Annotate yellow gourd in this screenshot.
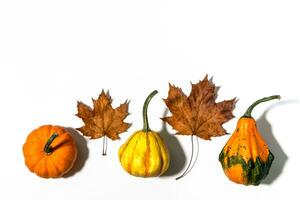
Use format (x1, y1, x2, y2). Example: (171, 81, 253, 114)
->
(118, 90, 169, 177)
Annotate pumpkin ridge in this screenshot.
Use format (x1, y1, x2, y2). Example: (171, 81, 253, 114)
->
(30, 156, 45, 173)
(33, 157, 47, 178)
(127, 133, 140, 174)
(23, 138, 42, 164)
(144, 132, 150, 177)
(249, 121, 268, 162)
(44, 157, 50, 178)
(248, 132, 256, 161)
(247, 152, 274, 185)
(254, 129, 269, 162)
(50, 152, 66, 174)
(244, 120, 254, 162)
(27, 153, 44, 171)
(152, 133, 163, 175)
(48, 155, 60, 177)
(26, 131, 41, 145)
(118, 133, 136, 159)
(36, 126, 48, 143)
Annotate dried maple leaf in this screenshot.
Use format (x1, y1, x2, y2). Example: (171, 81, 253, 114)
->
(162, 75, 236, 139)
(76, 90, 131, 155)
(162, 75, 236, 179)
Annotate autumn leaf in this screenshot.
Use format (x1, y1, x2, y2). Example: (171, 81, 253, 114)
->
(76, 90, 131, 155)
(162, 75, 236, 140)
(162, 75, 236, 180)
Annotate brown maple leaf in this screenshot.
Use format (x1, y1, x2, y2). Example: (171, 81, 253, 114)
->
(76, 90, 131, 141)
(162, 75, 236, 140)
(162, 75, 236, 180)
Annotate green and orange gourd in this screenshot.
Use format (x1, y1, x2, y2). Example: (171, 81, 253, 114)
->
(219, 95, 280, 185)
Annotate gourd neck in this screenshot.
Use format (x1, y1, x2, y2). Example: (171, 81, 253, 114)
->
(143, 90, 158, 132)
(44, 133, 58, 154)
(242, 95, 281, 118)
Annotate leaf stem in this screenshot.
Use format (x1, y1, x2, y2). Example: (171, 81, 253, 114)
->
(182, 136, 199, 178)
(176, 135, 199, 180)
(143, 90, 158, 132)
(243, 95, 281, 118)
(44, 133, 58, 154)
(102, 135, 107, 156)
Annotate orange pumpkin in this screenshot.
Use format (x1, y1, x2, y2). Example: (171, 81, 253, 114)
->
(23, 125, 77, 178)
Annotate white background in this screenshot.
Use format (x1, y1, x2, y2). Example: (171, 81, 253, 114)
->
(1, 0, 300, 199)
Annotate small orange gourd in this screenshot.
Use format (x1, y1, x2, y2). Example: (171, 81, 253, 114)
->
(23, 125, 77, 178)
(219, 95, 280, 185)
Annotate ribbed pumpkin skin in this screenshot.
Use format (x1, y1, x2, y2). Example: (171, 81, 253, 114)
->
(119, 130, 169, 177)
(219, 118, 274, 185)
(23, 125, 77, 178)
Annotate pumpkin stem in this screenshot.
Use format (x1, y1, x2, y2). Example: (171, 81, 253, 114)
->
(102, 135, 107, 156)
(176, 135, 199, 180)
(44, 133, 58, 154)
(243, 95, 281, 118)
(143, 90, 158, 132)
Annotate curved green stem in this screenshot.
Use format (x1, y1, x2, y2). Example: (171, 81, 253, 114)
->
(243, 95, 281, 118)
(143, 90, 158, 132)
(44, 133, 58, 154)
